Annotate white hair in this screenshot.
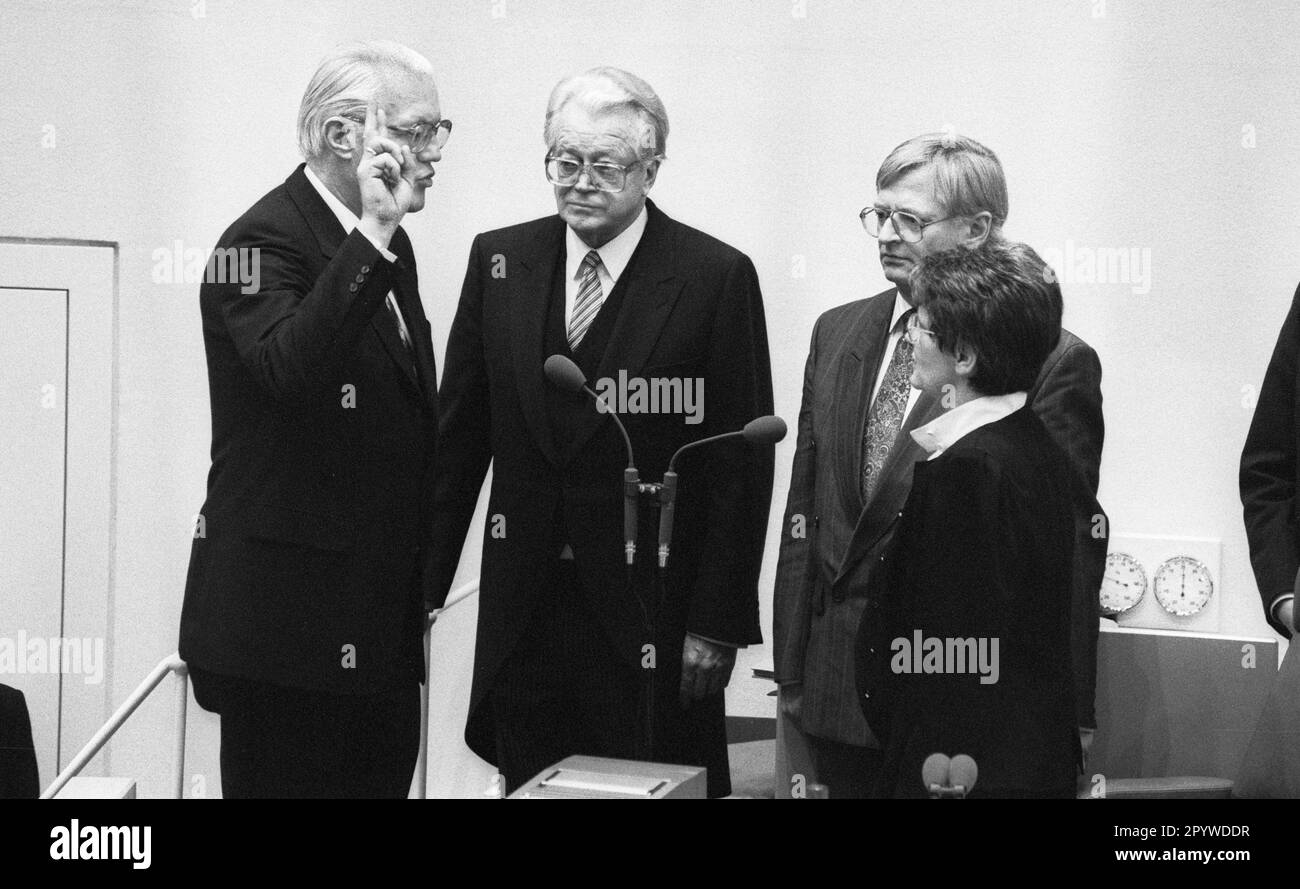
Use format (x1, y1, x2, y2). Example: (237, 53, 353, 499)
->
(296, 41, 435, 161)
(544, 66, 669, 161)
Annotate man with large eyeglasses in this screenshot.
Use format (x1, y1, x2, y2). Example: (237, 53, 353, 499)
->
(179, 41, 447, 798)
(772, 132, 1107, 798)
(426, 67, 775, 798)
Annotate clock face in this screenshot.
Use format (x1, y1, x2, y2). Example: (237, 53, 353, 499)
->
(1153, 555, 1214, 616)
(1100, 552, 1147, 615)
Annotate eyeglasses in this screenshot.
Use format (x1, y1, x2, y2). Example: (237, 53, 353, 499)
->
(342, 114, 452, 152)
(905, 313, 937, 344)
(860, 206, 956, 244)
(545, 155, 648, 193)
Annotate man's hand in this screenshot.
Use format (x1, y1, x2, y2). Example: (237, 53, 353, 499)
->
(356, 100, 417, 246)
(679, 633, 737, 708)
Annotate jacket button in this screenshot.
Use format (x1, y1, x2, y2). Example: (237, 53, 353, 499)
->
(348, 283, 358, 293)
(361, 265, 372, 274)
(355, 273, 366, 283)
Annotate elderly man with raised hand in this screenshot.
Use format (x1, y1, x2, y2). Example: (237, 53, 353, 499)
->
(426, 67, 775, 797)
(179, 41, 448, 798)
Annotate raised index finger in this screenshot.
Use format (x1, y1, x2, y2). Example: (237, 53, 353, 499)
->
(363, 99, 378, 142)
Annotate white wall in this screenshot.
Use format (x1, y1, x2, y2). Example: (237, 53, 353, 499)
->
(2, 0, 1297, 796)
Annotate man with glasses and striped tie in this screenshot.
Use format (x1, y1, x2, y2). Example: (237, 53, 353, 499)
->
(426, 67, 775, 797)
(772, 132, 1108, 798)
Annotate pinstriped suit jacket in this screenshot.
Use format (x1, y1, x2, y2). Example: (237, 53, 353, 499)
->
(772, 288, 1107, 746)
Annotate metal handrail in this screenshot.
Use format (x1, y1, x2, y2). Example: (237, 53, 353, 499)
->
(40, 653, 189, 799)
(41, 580, 480, 799)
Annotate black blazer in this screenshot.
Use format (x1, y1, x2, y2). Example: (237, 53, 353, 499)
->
(426, 200, 775, 766)
(179, 165, 439, 697)
(855, 407, 1081, 798)
(772, 288, 1107, 745)
(0, 684, 39, 799)
(1242, 282, 1300, 637)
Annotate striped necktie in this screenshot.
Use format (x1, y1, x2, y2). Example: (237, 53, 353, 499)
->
(567, 250, 604, 349)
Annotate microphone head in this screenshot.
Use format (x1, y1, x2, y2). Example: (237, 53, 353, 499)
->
(921, 753, 951, 791)
(742, 415, 788, 444)
(948, 754, 978, 793)
(544, 354, 588, 394)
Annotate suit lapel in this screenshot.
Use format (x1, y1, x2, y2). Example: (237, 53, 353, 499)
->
(284, 164, 346, 260)
(564, 200, 684, 462)
(835, 388, 943, 587)
(388, 241, 435, 404)
(511, 217, 566, 466)
(832, 292, 897, 522)
(286, 164, 425, 397)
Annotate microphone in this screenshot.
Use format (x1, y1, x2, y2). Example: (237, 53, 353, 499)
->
(948, 754, 978, 797)
(922, 752, 978, 798)
(544, 355, 640, 565)
(740, 415, 789, 446)
(657, 415, 787, 569)
(542, 353, 587, 394)
(921, 753, 950, 795)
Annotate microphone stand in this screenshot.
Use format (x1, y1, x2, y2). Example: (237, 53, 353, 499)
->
(633, 479, 669, 763)
(541, 355, 789, 767)
(633, 424, 787, 761)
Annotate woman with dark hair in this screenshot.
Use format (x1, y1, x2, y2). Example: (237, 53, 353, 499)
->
(855, 241, 1081, 798)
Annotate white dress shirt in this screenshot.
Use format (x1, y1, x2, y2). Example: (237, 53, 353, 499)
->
(564, 206, 648, 332)
(910, 391, 1028, 460)
(303, 165, 412, 347)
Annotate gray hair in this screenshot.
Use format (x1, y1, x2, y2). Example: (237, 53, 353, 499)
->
(877, 132, 1008, 232)
(543, 66, 669, 161)
(297, 41, 434, 161)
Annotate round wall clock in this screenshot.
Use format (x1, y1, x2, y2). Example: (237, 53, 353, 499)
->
(1153, 555, 1214, 616)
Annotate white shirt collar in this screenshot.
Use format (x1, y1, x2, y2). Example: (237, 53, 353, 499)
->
(910, 391, 1028, 459)
(303, 165, 400, 263)
(304, 164, 363, 234)
(565, 205, 648, 286)
(889, 290, 914, 333)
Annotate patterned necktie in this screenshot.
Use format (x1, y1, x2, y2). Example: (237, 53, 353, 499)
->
(860, 308, 915, 505)
(567, 250, 604, 349)
(385, 293, 412, 354)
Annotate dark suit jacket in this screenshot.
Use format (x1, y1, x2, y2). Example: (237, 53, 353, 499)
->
(1241, 282, 1300, 637)
(854, 407, 1081, 798)
(772, 287, 1106, 746)
(426, 200, 775, 783)
(179, 164, 439, 699)
(0, 684, 39, 799)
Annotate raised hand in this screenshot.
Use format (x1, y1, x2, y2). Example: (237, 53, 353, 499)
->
(356, 100, 416, 242)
